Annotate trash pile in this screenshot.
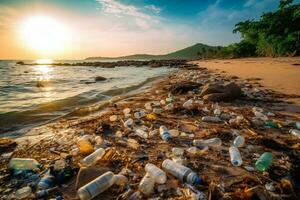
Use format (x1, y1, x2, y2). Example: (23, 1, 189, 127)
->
(0, 67, 300, 199)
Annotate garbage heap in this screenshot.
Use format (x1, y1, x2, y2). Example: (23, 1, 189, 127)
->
(0, 67, 300, 200)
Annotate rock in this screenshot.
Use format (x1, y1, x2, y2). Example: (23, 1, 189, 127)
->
(94, 76, 107, 81)
(0, 138, 17, 153)
(36, 80, 51, 88)
(200, 82, 242, 102)
(169, 82, 200, 94)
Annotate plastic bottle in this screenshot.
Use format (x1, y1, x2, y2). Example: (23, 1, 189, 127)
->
(159, 126, 171, 141)
(187, 146, 208, 155)
(81, 148, 105, 166)
(172, 147, 184, 158)
(153, 108, 163, 114)
(193, 138, 222, 147)
(145, 102, 152, 110)
(38, 171, 55, 190)
(255, 152, 273, 172)
(135, 129, 148, 139)
(124, 118, 134, 128)
(36, 187, 58, 199)
(145, 163, 167, 184)
(229, 146, 243, 166)
(233, 135, 245, 147)
(15, 186, 32, 199)
(114, 174, 128, 186)
(77, 137, 94, 155)
(77, 171, 115, 200)
(134, 111, 146, 119)
(8, 158, 40, 171)
(201, 116, 221, 123)
(290, 129, 300, 138)
(162, 159, 201, 185)
(296, 122, 300, 129)
(138, 173, 155, 196)
(183, 99, 193, 109)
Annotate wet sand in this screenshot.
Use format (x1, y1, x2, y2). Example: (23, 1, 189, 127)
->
(193, 57, 300, 105)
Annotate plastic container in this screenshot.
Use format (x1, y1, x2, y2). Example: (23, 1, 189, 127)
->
(233, 135, 245, 147)
(290, 129, 300, 138)
(229, 146, 243, 166)
(15, 186, 32, 199)
(201, 116, 221, 123)
(138, 173, 155, 196)
(77, 137, 94, 155)
(38, 172, 55, 190)
(162, 159, 201, 185)
(159, 126, 171, 141)
(145, 163, 167, 184)
(77, 171, 115, 200)
(135, 129, 148, 139)
(255, 152, 273, 172)
(124, 118, 134, 128)
(81, 148, 105, 166)
(193, 138, 222, 147)
(134, 111, 146, 119)
(8, 158, 40, 171)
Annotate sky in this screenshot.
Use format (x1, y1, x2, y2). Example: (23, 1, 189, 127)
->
(0, 0, 296, 59)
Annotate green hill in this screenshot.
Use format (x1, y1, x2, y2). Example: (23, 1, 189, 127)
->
(85, 43, 223, 60)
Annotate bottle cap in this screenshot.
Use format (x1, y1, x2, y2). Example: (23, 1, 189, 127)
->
(193, 176, 201, 185)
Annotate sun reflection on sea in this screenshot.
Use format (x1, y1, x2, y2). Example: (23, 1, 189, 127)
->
(33, 59, 54, 92)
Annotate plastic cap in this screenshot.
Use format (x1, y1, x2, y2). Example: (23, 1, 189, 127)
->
(193, 176, 201, 185)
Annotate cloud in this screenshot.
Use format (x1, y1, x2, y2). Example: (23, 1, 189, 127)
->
(95, 0, 159, 29)
(145, 5, 161, 14)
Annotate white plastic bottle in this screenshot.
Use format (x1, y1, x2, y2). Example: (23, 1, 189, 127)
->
(81, 148, 105, 166)
(201, 116, 222, 123)
(135, 129, 148, 139)
(145, 163, 167, 184)
(290, 129, 300, 138)
(138, 173, 155, 196)
(77, 171, 115, 200)
(229, 146, 243, 166)
(233, 135, 245, 147)
(162, 159, 201, 185)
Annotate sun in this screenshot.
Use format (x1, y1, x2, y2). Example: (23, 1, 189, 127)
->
(19, 15, 70, 55)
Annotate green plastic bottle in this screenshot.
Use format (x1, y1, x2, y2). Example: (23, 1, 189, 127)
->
(255, 152, 273, 172)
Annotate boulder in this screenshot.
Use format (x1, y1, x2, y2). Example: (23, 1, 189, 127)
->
(95, 76, 107, 81)
(169, 82, 200, 94)
(200, 82, 242, 102)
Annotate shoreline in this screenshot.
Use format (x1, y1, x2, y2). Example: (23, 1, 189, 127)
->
(1, 60, 300, 199)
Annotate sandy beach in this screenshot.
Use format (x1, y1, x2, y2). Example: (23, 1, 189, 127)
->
(194, 57, 300, 106)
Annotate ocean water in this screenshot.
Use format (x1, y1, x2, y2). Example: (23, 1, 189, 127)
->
(0, 60, 172, 135)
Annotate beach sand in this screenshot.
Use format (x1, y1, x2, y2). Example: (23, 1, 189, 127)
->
(193, 57, 300, 105)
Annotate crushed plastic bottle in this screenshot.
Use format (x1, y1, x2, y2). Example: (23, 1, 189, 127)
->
(77, 171, 115, 200)
(255, 152, 273, 172)
(77, 136, 94, 155)
(183, 99, 193, 109)
(135, 129, 148, 139)
(233, 135, 245, 147)
(15, 186, 32, 199)
(193, 138, 222, 147)
(229, 146, 243, 166)
(8, 158, 41, 171)
(134, 110, 146, 119)
(138, 173, 155, 196)
(162, 159, 201, 185)
(38, 171, 55, 190)
(201, 116, 222, 123)
(145, 163, 167, 184)
(124, 118, 134, 128)
(159, 126, 171, 141)
(82, 148, 105, 166)
(290, 129, 300, 138)
(186, 146, 208, 155)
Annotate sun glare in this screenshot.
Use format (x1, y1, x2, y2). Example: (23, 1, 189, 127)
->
(36, 58, 53, 65)
(19, 15, 70, 55)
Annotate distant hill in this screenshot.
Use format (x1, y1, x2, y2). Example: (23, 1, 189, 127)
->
(85, 43, 223, 60)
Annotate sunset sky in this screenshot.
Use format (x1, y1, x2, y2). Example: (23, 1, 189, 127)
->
(0, 0, 296, 60)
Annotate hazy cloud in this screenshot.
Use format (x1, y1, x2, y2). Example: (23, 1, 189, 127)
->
(145, 5, 162, 14)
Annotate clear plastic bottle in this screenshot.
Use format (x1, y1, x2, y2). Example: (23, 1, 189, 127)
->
(15, 186, 32, 199)
(8, 158, 40, 171)
(124, 118, 134, 128)
(77, 171, 115, 200)
(135, 129, 148, 139)
(193, 138, 222, 147)
(201, 116, 222, 123)
(229, 146, 243, 166)
(172, 147, 184, 158)
(138, 173, 155, 196)
(159, 126, 171, 141)
(77, 137, 94, 155)
(81, 148, 105, 166)
(38, 171, 55, 190)
(187, 146, 208, 155)
(162, 159, 201, 185)
(114, 174, 128, 186)
(255, 152, 273, 172)
(145, 163, 167, 184)
(134, 110, 146, 119)
(296, 122, 300, 129)
(290, 129, 300, 138)
(233, 135, 245, 147)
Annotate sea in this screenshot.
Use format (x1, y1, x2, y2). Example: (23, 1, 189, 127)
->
(0, 60, 172, 136)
